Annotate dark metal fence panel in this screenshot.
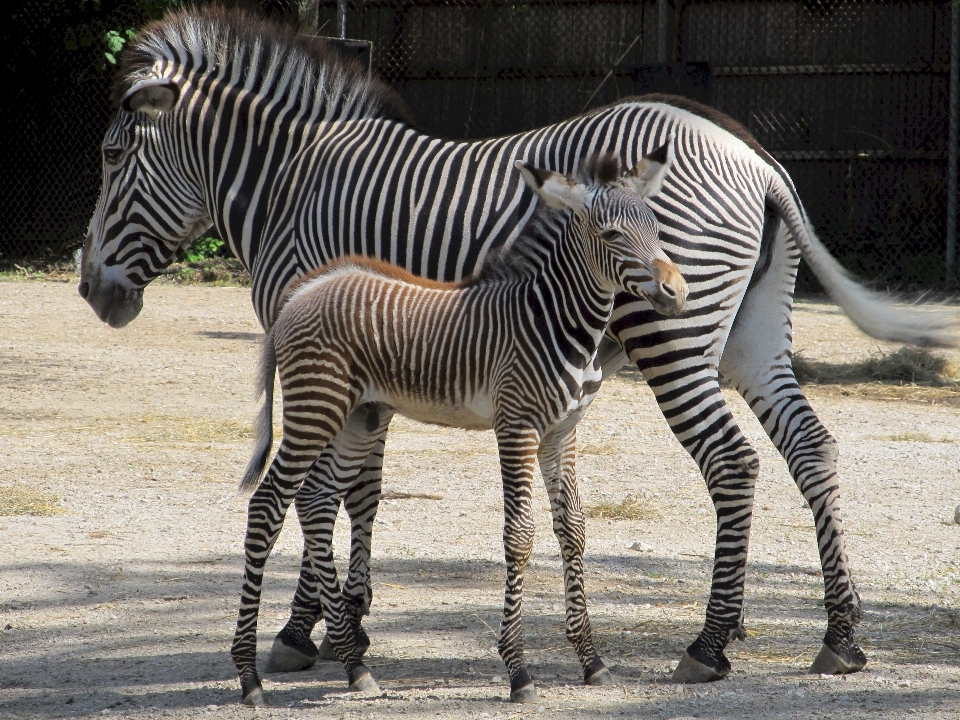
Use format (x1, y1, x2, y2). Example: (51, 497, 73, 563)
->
(316, 0, 660, 138)
(4, 0, 953, 289)
(681, 0, 950, 287)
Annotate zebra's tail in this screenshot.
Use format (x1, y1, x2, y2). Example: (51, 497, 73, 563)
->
(238, 330, 277, 493)
(766, 170, 960, 349)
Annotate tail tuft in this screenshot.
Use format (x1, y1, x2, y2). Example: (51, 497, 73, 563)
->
(767, 175, 960, 349)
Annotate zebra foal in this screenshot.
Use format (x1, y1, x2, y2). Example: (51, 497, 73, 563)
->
(231, 155, 687, 705)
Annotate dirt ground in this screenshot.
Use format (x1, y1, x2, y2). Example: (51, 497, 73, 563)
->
(1, 279, 960, 720)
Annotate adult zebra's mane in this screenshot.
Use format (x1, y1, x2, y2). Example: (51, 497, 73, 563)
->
(110, 6, 412, 123)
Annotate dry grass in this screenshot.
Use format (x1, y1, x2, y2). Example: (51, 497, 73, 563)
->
(0, 482, 64, 516)
(578, 442, 621, 456)
(792, 346, 960, 386)
(584, 494, 660, 520)
(878, 432, 957, 443)
(120, 414, 253, 444)
(159, 258, 251, 287)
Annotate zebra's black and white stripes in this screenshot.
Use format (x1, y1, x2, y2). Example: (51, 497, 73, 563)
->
(231, 159, 686, 704)
(79, 6, 960, 697)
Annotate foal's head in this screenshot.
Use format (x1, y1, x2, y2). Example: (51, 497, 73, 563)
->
(516, 143, 687, 315)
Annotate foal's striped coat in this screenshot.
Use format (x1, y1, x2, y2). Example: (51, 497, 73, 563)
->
(231, 155, 687, 705)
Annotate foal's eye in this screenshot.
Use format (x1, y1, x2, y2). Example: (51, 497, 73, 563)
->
(103, 147, 124, 165)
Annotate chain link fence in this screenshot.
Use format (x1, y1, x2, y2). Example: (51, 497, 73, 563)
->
(3, 0, 953, 289)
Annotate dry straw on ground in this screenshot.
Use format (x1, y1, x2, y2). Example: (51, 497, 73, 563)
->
(0, 482, 63, 516)
(792, 346, 960, 386)
(584, 493, 660, 520)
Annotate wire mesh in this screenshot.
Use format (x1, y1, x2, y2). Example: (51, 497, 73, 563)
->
(3, 0, 953, 289)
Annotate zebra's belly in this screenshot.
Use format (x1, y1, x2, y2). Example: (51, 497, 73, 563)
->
(367, 391, 496, 431)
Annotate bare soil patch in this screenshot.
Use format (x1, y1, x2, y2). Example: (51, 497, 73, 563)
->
(1, 284, 959, 719)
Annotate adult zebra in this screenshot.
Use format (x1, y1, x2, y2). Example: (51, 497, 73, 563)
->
(80, 7, 957, 687)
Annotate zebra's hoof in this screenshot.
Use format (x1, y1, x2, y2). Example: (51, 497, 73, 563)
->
(510, 684, 538, 703)
(509, 668, 537, 703)
(584, 657, 613, 686)
(264, 627, 318, 673)
(809, 642, 867, 675)
(348, 667, 381, 695)
(240, 677, 266, 706)
(672, 652, 728, 684)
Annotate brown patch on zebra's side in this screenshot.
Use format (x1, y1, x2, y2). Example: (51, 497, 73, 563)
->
(279, 256, 462, 312)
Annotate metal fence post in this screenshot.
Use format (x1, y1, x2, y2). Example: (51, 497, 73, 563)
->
(658, 0, 669, 63)
(949, 2, 959, 274)
(337, 0, 348, 39)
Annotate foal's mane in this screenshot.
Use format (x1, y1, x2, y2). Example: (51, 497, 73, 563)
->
(111, 6, 412, 124)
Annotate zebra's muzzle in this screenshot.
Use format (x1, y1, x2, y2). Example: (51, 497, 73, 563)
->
(623, 258, 687, 316)
(80, 276, 144, 328)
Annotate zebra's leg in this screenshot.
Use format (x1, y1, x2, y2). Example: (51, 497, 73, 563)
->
(610, 319, 759, 681)
(294, 406, 394, 694)
(494, 423, 541, 703)
(719, 227, 865, 675)
(537, 425, 611, 686)
(231, 428, 349, 705)
(643, 366, 759, 684)
(264, 546, 323, 671)
(266, 412, 393, 671)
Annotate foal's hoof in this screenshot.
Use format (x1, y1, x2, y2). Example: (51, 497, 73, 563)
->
(240, 677, 266, 706)
(672, 651, 729, 684)
(348, 666, 381, 695)
(264, 627, 319, 673)
(509, 668, 538, 703)
(584, 657, 613, 686)
(809, 642, 867, 675)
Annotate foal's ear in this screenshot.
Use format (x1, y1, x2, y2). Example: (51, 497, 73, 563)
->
(622, 139, 674, 198)
(121, 78, 180, 118)
(515, 160, 589, 213)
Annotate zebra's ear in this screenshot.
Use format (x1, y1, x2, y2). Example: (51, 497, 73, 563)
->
(121, 78, 180, 118)
(622, 139, 674, 198)
(515, 160, 589, 213)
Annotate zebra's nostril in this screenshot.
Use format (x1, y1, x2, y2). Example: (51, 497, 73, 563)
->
(79, 281, 90, 299)
(659, 283, 676, 299)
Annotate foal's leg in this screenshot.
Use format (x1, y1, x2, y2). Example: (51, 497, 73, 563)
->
(231, 349, 356, 706)
(231, 418, 351, 705)
(537, 425, 611, 686)
(720, 225, 865, 674)
(296, 404, 393, 694)
(494, 423, 541, 703)
(266, 413, 393, 671)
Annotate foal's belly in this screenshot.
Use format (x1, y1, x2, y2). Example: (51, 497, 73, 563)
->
(368, 391, 496, 431)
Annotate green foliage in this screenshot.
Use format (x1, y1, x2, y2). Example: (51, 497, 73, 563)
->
(8, 1, 183, 83)
(103, 28, 137, 65)
(183, 234, 226, 263)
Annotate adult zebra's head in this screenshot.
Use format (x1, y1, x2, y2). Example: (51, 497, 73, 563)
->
(515, 142, 687, 316)
(79, 75, 211, 328)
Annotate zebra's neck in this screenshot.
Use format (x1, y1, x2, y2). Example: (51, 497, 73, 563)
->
(496, 217, 615, 370)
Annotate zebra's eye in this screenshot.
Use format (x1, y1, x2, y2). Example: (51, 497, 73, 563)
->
(600, 229, 619, 240)
(103, 147, 124, 165)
